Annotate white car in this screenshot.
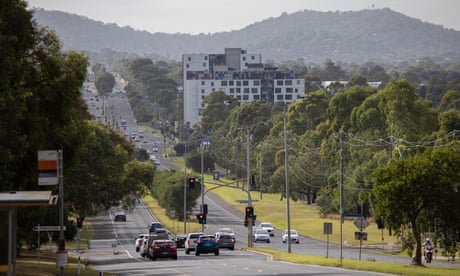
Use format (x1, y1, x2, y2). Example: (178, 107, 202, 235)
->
(253, 228, 270, 243)
(282, 229, 300, 244)
(135, 233, 149, 252)
(259, 222, 275, 236)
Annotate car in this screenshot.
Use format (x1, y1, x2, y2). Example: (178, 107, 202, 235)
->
(135, 233, 149, 252)
(139, 237, 150, 257)
(148, 239, 177, 260)
(151, 228, 169, 240)
(149, 222, 163, 233)
(174, 234, 187, 248)
(114, 212, 126, 222)
(253, 228, 270, 243)
(152, 147, 159, 152)
(195, 234, 219, 256)
(216, 227, 235, 236)
(259, 222, 275, 236)
(184, 232, 204, 254)
(153, 159, 161, 166)
(282, 229, 300, 244)
(216, 233, 235, 250)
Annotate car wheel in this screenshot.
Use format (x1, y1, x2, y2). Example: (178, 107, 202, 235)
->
(195, 250, 200, 256)
(215, 250, 219, 256)
(282, 240, 286, 243)
(267, 239, 270, 243)
(185, 249, 190, 255)
(296, 241, 300, 244)
(151, 256, 156, 261)
(230, 246, 235, 250)
(173, 255, 178, 260)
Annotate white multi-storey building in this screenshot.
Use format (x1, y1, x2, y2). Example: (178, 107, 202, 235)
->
(183, 48, 305, 127)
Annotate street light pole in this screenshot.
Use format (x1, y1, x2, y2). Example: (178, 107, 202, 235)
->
(246, 126, 253, 247)
(284, 106, 291, 253)
(183, 141, 187, 234)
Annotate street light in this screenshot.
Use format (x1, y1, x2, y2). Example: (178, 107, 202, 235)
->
(284, 105, 292, 253)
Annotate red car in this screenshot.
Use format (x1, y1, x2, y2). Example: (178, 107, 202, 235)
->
(148, 239, 177, 260)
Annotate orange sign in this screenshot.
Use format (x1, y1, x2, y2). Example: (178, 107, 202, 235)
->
(38, 150, 58, 185)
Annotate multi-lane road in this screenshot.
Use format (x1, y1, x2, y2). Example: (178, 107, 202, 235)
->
(80, 80, 459, 275)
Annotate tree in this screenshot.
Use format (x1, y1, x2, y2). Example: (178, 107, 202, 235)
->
(372, 146, 460, 265)
(95, 70, 115, 96)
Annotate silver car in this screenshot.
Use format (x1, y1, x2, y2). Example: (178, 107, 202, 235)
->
(253, 229, 270, 243)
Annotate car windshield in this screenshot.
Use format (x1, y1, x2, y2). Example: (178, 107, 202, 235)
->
(256, 230, 268, 234)
(261, 223, 272, 227)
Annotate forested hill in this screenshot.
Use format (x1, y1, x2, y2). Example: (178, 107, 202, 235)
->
(32, 8, 460, 64)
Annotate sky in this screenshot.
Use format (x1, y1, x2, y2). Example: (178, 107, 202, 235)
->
(27, 0, 460, 34)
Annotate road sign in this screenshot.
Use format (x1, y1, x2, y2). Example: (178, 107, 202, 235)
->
(354, 218, 369, 230)
(33, 225, 66, 232)
(323, 222, 333, 235)
(38, 150, 58, 185)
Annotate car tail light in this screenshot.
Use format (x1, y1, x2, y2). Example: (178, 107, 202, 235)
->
(169, 245, 176, 249)
(154, 246, 160, 249)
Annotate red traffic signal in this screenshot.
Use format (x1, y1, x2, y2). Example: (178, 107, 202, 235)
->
(77, 217, 83, 228)
(196, 213, 206, 224)
(188, 178, 195, 189)
(245, 206, 254, 218)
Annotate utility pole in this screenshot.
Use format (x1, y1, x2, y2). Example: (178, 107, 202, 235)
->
(284, 106, 291, 253)
(200, 137, 205, 232)
(183, 140, 187, 234)
(246, 126, 253, 247)
(339, 131, 344, 264)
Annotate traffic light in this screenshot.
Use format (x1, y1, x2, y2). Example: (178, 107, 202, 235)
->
(202, 204, 208, 214)
(196, 213, 206, 224)
(77, 217, 83, 228)
(376, 217, 385, 229)
(245, 206, 254, 218)
(188, 177, 195, 189)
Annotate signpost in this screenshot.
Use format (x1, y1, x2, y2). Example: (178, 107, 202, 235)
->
(323, 222, 333, 258)
(38, 150, 58, 185)
(353, 217, 369, 260)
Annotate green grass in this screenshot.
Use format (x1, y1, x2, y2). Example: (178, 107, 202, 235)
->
(254, 248, 459, 276)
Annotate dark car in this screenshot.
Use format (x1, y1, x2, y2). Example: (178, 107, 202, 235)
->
(148, 239, 177, 260)
(149, 222, 163, 233)
(217, 234, 235, 250)
(114, 212, 126, 222)
(195, 234, 219, 256)
(175, 234, 187, 248)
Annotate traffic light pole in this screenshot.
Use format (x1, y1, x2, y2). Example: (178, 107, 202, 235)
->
(200, 137, 204, 232)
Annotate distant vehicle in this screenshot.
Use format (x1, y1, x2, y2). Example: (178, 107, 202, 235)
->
(148, 239, 177, 260)
(174, 234, 187, 248)
(216, 233, 235, 250)
(259, 222, 275, 236)
(282, 229, 300, 244)
(114, 212, 126, 222)
(216, 227, 235, 236)
(195, 234, 219, 256)
(185, 232, 204, 254)
(152, 147, 159, 152)
(153, 159, 161, 166)
(149, 222, 163, 233)
(253, 228, 270, 243)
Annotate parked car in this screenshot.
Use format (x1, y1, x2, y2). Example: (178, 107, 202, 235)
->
(259, 222, 275, 236)
(185, 232, 204, 254)
(114, 212, 126, 222)
(148, 239, 177, 260)
(175, 234, 187, 248)
(195, 234, 219, 256)
(135, 233, 149, 252)
(282, 229, 300, 244)
(216, 233, 235, 250)
(253, 228, 270, 243)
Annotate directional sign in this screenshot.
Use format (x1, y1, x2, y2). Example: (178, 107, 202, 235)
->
(33, 225, 66, 232)
(353, 218, 369, 230)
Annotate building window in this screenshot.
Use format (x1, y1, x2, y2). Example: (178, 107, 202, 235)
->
(201, 89, 205, 93)
(277, 95, 284, 100)
(229, 81, 234, 86)
(251, 56, 255, 60)
(201, 81, 205, 85)
(285, 80, 292, 85)
(243, 95, 249, 100)
(230, 88, 234, 93)
(203, 63, 206, 67)
(297, 80, 301, 85)
(285, 94, 293, 100)
(253, 80, 260, 86)
(204, 56, 208, 60)
(251, 88, 258, 93)
(277, 80, 284, 86)
(243, 80, 249, 86)
(236, 95, 241, 101)
(254, 95, 260, 100)
(286, 87, 293, 93)
(212, 88, 215, 92)
(211, 82, 214, 86)
(275, 88, 282, 93)
(202, 95, 205, 99)
(221, 81, 227, 86)
(186, 64, 190, 68)
(243, 57, 246, 61)
(188, 57, 191, 61)
(244, 88, 250, 93)
(236, 88, 241, 93)
(236, 81, 241, 86)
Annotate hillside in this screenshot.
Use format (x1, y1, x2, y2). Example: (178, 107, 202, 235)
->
(32, 8, 460, 64)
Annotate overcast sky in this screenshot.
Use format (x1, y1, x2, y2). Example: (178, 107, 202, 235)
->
(27, 0, 460, 34)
